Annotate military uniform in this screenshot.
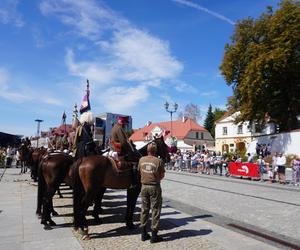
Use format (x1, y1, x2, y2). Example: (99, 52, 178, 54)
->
(111, 123, 134, 158)
(73, 123, 95, 160)
(138, 154, 165, 242)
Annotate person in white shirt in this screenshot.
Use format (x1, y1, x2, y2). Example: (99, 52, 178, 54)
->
(5, 145, 12, 166)
(276, 153, 286, 184)
(272, 152, 278, 182)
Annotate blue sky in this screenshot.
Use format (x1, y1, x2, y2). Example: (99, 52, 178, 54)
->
(0, 0, 280, 137)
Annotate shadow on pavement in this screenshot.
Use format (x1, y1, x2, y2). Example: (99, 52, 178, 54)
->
(162, 229, 213, 241)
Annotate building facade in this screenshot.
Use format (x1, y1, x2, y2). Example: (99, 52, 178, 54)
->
(130, 117, 214, 152)
(215, 112, 275, 153)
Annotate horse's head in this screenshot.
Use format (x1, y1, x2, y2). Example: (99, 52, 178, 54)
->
(153, 136, 170, 163)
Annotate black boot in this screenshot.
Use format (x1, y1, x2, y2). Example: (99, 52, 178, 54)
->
(130, 167, 138, 188)
(141, 227, 150, 241)
(151, 230, 163, 243)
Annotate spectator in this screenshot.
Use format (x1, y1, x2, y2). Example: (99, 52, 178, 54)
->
(291, 155, 300, 186)
(266, 163, 273, 183)
(257, 155, 265, 181)
(214, 152, 223, 176)
(276, 153, 287, 184)
(247, 153, 254, 163)
(272, 152, 278, 182)
(5, 145, 13, 167)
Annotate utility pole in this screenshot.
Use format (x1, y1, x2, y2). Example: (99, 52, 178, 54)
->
(35, 119, 43, 148)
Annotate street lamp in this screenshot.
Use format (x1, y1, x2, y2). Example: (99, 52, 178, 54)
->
(164, 101, 178, 138)
(35, 119, 43, 148)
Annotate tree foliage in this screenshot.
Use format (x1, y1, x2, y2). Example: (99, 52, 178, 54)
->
(211, 108, 226, 138)
(220, 0, 300, 131)
(203, 105, 226, 138)
(204, 104, 214, 136)
(177, 103, 201, 121)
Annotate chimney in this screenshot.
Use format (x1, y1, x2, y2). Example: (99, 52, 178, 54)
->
(182, 116, 187, 122)
(147, 121, 152, 126)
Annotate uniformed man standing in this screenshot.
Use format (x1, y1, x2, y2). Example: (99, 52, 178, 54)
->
(138, 142, 165, 243)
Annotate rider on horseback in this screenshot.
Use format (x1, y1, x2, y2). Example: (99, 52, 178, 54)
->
(111, 116, 139, 187)
(73, 111, 97, 160)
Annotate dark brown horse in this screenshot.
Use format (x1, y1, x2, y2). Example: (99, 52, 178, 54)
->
(19, 144, 30, 174)
(31, 147, 47, 181)
(72, 136, 170, 239)
(37, 152, 74, 229)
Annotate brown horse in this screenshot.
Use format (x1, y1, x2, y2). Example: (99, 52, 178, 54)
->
(72, 136, 170, 238)
(31, 147, 47, 181)
(37, 152, 74, 229)
(19, 144, 30, 174)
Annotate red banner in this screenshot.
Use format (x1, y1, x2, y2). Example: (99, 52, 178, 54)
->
(229, 162, 260, 178)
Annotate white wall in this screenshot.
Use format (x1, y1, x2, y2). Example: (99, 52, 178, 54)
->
(247, 131, 300, 156)
(215, 121, 252, 139)
(186, 131, 213, 140)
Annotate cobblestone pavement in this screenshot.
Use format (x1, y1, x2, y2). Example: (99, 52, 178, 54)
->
(163, 171, 300, 245)
(54, 186, 220, 250)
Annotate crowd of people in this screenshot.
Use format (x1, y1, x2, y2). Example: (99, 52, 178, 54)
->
(166, 149, 300, 186)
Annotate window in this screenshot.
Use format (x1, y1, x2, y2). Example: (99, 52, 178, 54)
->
(222, 127, 228, 135)
(196, 132, 199, 139)
(237, 125, 243, 134)
(201, 132, 204, 139)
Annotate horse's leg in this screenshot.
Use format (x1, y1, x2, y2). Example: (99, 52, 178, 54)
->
(79, 189, 97, 240)
(126, 185, 141, 229)
(92, 187, 106, 223)
(21, 162, 24, 174)
(42, 186, 57, 229)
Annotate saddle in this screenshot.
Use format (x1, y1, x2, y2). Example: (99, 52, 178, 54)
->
(106, 156, 133, 177)
(42, 151, 69, 161)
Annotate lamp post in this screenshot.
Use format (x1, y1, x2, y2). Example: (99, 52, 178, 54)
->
(164, 102, 178, 140)
(35, 119, 43, 148)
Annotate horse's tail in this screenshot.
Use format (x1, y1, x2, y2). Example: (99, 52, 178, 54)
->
(36, 158, 46, 215)
(72, 159, 83, 228)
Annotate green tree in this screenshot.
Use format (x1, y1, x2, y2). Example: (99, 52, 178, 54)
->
(204, 104, 215, 136)
(211, 108, 226, 138)
(220, 0, 300, 131)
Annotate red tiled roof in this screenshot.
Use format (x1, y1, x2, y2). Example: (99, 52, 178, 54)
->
(52, 124, 74, 136)
(130, 118, 207, 141)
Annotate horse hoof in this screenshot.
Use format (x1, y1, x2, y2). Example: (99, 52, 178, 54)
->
(49, 220, 56, 226)
(82, 235, 91, 240)
(52, 211, 59, 216)
(93, 216, 101, 224)
(44, 225, 52, 230)
(126, 223, 136, 230)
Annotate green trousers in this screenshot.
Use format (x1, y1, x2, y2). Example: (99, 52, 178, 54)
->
(140, 184, 162, 231)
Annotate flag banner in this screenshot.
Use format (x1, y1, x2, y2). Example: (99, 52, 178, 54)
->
(80, 93, 91, 114)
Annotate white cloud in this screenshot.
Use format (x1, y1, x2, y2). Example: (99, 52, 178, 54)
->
(101, 85, 149, 112)
(107, 29, 183, 81)
(0, 0, 24, 27)
(172, 0, 235, 25)
(0, 67, 63, 105)
(201, 90, 218, 96)
(42, 0, 185, 112)
(40, 0, 120, 40)
(173, 80, 197, 93)
(65, 49, 115, 85)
